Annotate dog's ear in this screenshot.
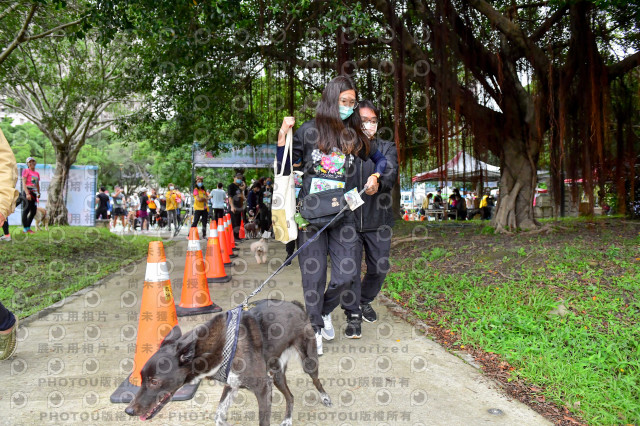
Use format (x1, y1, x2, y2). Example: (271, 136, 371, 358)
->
(176, 336, 197, 366)
(160, 325, 182, 347)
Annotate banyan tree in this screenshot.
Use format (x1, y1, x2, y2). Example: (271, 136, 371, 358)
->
(93, 0, 640, 230)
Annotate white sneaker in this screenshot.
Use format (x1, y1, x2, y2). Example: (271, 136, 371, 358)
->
(321, 314, 335, 341)
(0, 235, 11, 242)
(315, 331, 323, 356)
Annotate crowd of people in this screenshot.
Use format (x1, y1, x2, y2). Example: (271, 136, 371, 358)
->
(402, 188, 497, 222)
(92, 172, 277, 240)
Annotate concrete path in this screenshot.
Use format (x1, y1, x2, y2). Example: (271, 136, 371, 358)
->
(0, 229, 550, 425)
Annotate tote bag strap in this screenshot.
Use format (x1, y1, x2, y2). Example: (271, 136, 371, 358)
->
(274, 128, 293, 177)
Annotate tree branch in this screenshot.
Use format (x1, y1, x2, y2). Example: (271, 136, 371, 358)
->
(22, 16, 86, 42)
(531, 4, 569, 42)
(0, 3, 37, 65)
(467, 0, 550, 72)
(607, 51, 640, 80)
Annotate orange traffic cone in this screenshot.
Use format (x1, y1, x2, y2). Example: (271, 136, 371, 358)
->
(205, 221, 231, 283)
(218, 219, 232, 265)
(222, 217, 237, 259)
(176, 228, 222, 316)
(239, 217, 246, 240)
(111, 241, 199, 403)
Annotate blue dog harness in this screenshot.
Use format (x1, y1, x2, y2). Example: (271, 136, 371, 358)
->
(212, 306, 243, 384)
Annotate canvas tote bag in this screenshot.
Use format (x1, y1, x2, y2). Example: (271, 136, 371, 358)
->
(272, 128, 298, 243)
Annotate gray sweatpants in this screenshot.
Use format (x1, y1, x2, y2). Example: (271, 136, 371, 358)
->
(342, 226, 392, 313)
(297, 218, 359, 331)
(167, 209, 178, 231)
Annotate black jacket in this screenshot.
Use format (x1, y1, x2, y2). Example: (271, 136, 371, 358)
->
(353, 138, 398, 232)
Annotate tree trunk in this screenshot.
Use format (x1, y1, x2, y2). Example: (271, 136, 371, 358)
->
(491, 141, 539, 232)
(46, 150, 75, 226)
(392, 179, 402, 219)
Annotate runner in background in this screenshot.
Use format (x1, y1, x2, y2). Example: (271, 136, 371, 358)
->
(21, 157, 40, 234)
(111, 186, 126, 230)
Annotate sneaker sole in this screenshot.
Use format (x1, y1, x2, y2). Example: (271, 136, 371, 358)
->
(362, 317, 377, 323)
(345, 334, 361, 339)
(321, 331, 335, 341)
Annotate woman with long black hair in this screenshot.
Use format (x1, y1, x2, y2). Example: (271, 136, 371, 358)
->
(277, 75, 386, 355)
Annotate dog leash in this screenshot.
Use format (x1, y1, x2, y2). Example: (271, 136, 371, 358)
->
(211, 306, 243, 383)
(208, 188, 368, 385)
(241, 187, 368, 310)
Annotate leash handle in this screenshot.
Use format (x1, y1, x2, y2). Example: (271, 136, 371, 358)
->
(241, 187, 368, 309)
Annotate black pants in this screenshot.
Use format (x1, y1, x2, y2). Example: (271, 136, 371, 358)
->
(96, 208, 108, 220)
(286, 239, 296, 257)
(258, 207, 271, 233)
(230, 210, 242, 239)
(342, 227, 392, 314)
(191, 209, 208, 238)
(22, 196, 37, 228)
(0, 301, 15, 331)
(298, 218, 359, 331)
(214, 208, 225, 222)
(481, 206, 492, 220)
(2, 221, 8, 236)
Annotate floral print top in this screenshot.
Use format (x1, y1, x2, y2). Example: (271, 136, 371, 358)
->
(312, 148, 352, 180)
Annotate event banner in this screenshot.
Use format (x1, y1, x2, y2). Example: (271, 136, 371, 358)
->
(8, 164, 98, 227)
(193, 144, 278, 168)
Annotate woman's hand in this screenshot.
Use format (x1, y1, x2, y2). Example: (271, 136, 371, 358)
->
(365, 175, 379, 195)
(277, 117, 295, 147)
(26, 193, 32, 201)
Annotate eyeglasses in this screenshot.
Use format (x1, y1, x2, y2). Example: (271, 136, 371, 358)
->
(339, 97, 358, 108)
(361, 118, 378, 125)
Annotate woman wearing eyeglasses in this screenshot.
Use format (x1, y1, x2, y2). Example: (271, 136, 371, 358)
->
(340, 99, 398, 337)
(276, 75, 387, 355)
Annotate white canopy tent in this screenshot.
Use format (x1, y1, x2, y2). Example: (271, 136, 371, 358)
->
(412, 151, 501, 183)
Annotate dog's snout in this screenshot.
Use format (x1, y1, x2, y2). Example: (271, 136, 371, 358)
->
(124, 405, 136, 416)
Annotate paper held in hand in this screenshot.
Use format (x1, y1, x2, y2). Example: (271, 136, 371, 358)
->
(344, 187, 365, 211)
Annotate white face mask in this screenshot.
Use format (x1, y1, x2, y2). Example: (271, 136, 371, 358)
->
(362, 122, 378, 138)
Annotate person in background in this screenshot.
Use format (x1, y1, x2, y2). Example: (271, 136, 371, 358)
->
(340, 99, 398, 337)
(111, 186, 126, 230)
(165, 183, 182, 236)
(465, 191, 475, 210)
(21, 157, 40, 234)
(106, 190, 113, 221)
(480, 191, 494, 220)
(191, 176, 209, 239)
(175, 189, 183, 227)
(0, 128, 20, 358)
(138, 188, 149, 231)
(455, 193, 467, 220)
(420, 194, 429, 216)
(433, 188, 443, 209)
(228, 172, 246, 239)
(448, 193, 457, 219)
(96, 187, 109, 220)
(148, 189, 158, 229)
(210, 182, 227, 222)
(246, 182, 262, 217)
(258, 178, 273, 234)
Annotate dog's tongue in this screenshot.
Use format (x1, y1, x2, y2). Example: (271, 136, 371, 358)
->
(139, 415, 147, 421)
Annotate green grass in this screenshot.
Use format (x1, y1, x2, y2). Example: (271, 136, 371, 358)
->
(0, 226, 167, 318)
(385, 218, 640, 424)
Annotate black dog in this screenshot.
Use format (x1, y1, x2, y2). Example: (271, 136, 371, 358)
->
(124, 299, 331, 425)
